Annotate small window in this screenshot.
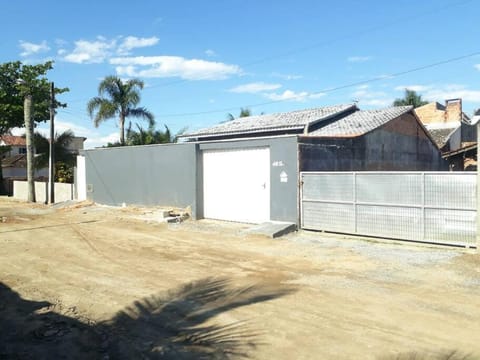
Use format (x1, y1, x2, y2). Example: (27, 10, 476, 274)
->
(18, 147, 27, 154)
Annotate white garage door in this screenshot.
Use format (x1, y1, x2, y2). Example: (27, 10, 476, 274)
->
(203, 147, 270, 223)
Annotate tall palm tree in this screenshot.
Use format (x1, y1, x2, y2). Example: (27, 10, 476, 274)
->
(393, 89, 429, 108)
(87, 76, 154, 145)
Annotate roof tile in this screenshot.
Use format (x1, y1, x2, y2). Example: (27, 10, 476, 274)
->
(182, 104, 356, 139)
(0, 135, 26, 146)
(307, 106, 413, 137)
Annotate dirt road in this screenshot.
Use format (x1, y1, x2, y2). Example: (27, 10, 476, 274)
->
(1, 198, 479, 359)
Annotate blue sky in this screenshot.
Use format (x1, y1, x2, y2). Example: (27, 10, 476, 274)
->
(1, 0, 479, 148)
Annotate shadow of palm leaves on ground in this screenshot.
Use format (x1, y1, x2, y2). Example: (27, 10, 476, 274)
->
(105, 277, 295, 359)
(1, 278, 294, 359)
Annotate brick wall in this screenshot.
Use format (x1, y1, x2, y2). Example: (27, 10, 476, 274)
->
(444, 98, 462, 122)
(414, 103, 445, 125)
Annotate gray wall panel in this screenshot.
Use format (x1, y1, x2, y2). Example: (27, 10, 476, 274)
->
(84, 143, 198, 217)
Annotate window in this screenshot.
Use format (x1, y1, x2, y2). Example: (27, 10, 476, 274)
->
(18, 147, 27, 154)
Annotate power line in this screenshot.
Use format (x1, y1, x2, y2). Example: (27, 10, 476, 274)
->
(62, 0, 473, 104)
(156, 50, 480, 118)
(143, 0, 475, 91)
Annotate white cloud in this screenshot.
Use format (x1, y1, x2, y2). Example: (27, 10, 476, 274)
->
(62, 37, 116, 64)
(205, 49, 216, 57)
(423, 84, 480, 103)
(475, 64, 480, 71)
(84, 132, 119, 149)
(264, 90, 324, 102)
(19, 40, 50, 57)
(117, 36, 159, 55)
(59, 35, 159, 63)
(111, 56, 241, 80)
(229, 82, 282, 94)
(271, 72, 303, 80)
(347, 56, 372, 63)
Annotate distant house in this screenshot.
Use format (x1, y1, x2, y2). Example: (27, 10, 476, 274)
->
(1, 134, 86, 194)
(414, 98, 477, 170)
(0, 135, 27, 156)
(0, 135, 46, 179)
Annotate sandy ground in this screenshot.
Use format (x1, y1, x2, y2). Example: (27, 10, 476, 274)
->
(1, 197, 479, 360)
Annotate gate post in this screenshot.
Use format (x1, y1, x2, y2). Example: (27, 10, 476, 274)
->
(477, 122, 480, 251)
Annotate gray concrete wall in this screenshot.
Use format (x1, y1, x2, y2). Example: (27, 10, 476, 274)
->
(13, 181, 74, 203)
(83, 143, 198, 218)
(198, 136, 299, 223)
(300, 114, 448, 171)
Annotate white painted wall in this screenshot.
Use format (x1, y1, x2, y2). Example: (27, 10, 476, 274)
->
(76, 155, 87, 201)
(14, 181, 74, 203)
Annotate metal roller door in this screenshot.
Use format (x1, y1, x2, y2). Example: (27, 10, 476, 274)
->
(203, 147, 270, 223)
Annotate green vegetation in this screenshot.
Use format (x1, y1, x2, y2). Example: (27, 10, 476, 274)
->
(87, 76, 154, 146)
(393, 89, 428, 108)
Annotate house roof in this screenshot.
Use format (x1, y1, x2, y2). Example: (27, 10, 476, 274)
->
(1, 154, 26, 168)
(307, 106, 413, 137)
(442, 143, 477, 159)
(181, 104, 357, 139)
(0, 135, 26, 146)
(427, 127, 458, 149)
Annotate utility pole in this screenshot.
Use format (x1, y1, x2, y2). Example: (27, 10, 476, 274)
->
(24, 93, 36, 203)
(49, 82, 55, 204)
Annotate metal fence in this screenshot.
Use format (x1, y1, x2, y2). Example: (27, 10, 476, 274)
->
(300, 172, 477, 247)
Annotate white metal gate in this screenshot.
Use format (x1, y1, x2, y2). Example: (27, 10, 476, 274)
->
(203, 148, 270, 223)
(301, 172, 476, 247)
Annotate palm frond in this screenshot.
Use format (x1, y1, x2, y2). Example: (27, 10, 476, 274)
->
(127, 107, 155, 126)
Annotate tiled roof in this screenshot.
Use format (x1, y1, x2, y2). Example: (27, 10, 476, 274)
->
(427, 127, 458, 149)
(181, 104, 357, 139)
(1, 154, 26, 167)
(307, 106, 413, 137)
(0, 135, 26, 146)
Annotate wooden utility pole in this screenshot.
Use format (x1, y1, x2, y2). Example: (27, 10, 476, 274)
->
(24, 94, 36, 203)
(49, 82, 55, 204)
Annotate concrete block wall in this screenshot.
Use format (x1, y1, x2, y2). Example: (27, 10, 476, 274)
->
(13, 181, 75, 203)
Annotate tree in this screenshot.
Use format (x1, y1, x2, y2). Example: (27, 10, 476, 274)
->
(32, 130, 76, 182)
(393, 89, 428, 108)
(125, 123, 186, 146)
(225, 107, 252, 122)
(87, 76, 154, 146)
(0, 61, 68, 199)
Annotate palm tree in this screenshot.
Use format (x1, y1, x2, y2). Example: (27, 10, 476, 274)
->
(87, 76, 154, 146)
(32, 130, 78, 182)
(393, 89, 429, 108)
(33, 130, 76, 169)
